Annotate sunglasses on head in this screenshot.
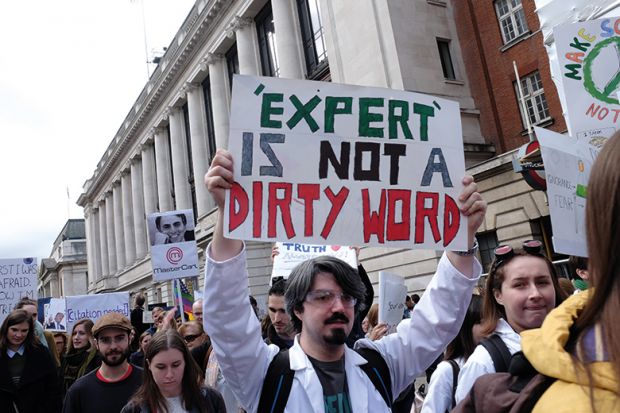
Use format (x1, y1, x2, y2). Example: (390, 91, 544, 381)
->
(183, 334, 201, 343)
(490, 239, 544, 274)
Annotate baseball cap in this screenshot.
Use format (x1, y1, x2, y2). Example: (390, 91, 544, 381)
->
(92, 312, 133, 337)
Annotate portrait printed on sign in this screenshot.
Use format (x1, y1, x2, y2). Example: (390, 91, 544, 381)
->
(43, 297, 67, 332)
(148, 210, 199, 282)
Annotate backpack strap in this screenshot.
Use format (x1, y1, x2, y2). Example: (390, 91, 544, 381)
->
(356, 347, 393, 409)
(480, 334, 512, 373)
(257, 347, 393, 413)
(446, 359, 460, 411)
(257, 350, 295, 413)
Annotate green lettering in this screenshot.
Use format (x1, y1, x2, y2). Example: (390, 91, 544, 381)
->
(564, 63, 582, 80)
(261, 93, 284, 128)
(324, 96, 353, 133)
(413, 103, 434, 141)
(359, 97, 384, 138)
(569, 37, 590, 52)
(287, 94, 321, 132)
(388, 100, 413, 139)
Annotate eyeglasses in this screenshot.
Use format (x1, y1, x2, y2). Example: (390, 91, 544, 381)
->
(97, 334, 128, 345)
(183, 334, 201, 343)
(305, 290, 357, 308)
(490, 240, 544, 274)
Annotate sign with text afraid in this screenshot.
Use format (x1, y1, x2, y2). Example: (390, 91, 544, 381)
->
(225, 75, 467, 249)
(0, 258, 38, 324)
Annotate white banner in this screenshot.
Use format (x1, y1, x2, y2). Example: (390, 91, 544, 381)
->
(535, 127, 608, 256)
(378, 271, 407, 334)
(553, 17, 620, 139)
(271, 242, 358, 279)
(148, 209, 199, 281)
(225, 75, 467, 250)
(65, 291, 130, 333)
(0, 258, 38, 324)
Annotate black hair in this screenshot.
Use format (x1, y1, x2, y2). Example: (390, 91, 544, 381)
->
(269, 279, 287, 297)
(155, 213, 187, 231)
(568, 255, 589, 281)
(285, 255, 366, 332)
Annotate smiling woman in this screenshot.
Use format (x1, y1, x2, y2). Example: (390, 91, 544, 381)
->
(121, 329, 225, 413)
(0, 309, 62, 412)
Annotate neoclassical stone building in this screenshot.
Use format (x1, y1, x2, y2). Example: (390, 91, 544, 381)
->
(78, 0, 559, 308)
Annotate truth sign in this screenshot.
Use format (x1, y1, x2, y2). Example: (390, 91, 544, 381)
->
(224, 75, 467, 250)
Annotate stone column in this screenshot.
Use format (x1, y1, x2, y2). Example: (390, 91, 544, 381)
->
(154, 126, 174, 212)
(121, 170, 136, 264)
(185, 83, 214, 216)
(91, 208, 102, 280)
(131, 156, 148, 258)
(142, 140, 158, 215)
(112, 182, 125, 270)
(168, 107, 193, 211)
(84, 205, 96, 287)
(272, 0, 305, 79)
(104, 192, 117, 274)
(207, 53, 231, 150)
(233, 17, 261, 75)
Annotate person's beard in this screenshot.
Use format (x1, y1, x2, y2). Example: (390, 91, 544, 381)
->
(323, 312, 350, 345)
(100, 346, 131, 367)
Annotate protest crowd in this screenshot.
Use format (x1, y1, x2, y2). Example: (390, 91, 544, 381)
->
(1, 129, 618, 413)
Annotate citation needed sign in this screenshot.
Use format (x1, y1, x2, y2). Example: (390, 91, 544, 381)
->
(225, 75, 467, 250)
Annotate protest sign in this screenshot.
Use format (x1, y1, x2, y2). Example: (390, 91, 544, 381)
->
(0, 258, 37, 324)
(65, 291, 129, 332)
(553, 18, 620, 139)
(378, 271, 407, 334)
(42, 297, 67, 332)
(148, 209, 199, 281)
(271, 242, 358, 279)
(535, 127, 608, 256)
(225, 75, 468, 250)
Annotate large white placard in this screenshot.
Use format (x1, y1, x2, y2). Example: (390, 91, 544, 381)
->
(378, 271, 407, 334)
(271, 242, 358, 279)
(65, 291, 130, 333)
(553, 17, 620, 139)
(535, 127, 608, 256)
(148, 209, 199, 281)
(225, 75, 467, 250)
(0, 258, 38, 324)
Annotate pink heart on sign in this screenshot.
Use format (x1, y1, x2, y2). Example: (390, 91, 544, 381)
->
(331, 246, 341, 251)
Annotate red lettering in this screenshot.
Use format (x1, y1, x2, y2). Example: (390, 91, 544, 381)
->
(321, 186, 349, 239)
(415, 192, 440, 244)
(228, 183, 249, 232)
(252, 181, 263, 238)
(564, 52, 584, 63)
(297, 184, 320, 236)
(585, 103, 599, 117)
(386, 189, 411, 241)
(615, 18, 620, 34)
(362, 189, 386, 243)
(268, 183, 295, 239)
(443, 194, 460, 246)
(613, 109, 620, 123)
(598, 107, 609, 120)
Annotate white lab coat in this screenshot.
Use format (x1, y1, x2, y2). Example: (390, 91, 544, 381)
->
(454, 318, 521, 403)
(420, 356, 465, 413)
(203, 244, 481, 413)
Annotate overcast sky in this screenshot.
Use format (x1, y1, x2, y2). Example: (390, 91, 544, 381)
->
(0, 0, 195, 260)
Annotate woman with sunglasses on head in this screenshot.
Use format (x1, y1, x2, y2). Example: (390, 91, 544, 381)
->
(121, 329, 225, 413)
(454, 240, 567, 403)
(518, 134, 620, 412)
(0, 309, 62, 413)
(59, 318, 101, 395)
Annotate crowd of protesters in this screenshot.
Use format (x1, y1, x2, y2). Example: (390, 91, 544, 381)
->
(2, 133, 620, 413)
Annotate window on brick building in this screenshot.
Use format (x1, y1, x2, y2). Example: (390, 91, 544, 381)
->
(514, 71, 551, 128)
(495, 0, 528, 44)
(477, 230, 499, 273)
(297, 0, 329, 80)
(437, 38, 456, 80)
(256, 2, 280, 77)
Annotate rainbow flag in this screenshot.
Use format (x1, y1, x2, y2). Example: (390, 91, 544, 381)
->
(174, 279, 194, 320)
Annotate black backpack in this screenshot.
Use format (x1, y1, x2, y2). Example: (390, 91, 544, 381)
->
(480, 334, 512, 373)
(257, 347, 392, 413)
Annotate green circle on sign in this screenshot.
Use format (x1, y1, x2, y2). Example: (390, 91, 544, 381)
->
(583, 37, 620, 105)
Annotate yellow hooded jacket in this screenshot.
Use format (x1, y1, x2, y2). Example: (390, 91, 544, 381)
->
(521, 292, 620, 413)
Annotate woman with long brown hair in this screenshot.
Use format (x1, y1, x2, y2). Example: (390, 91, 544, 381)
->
(59, 318, 101, 395)
(521, 133, 620, 412)
(0, 309, 61, 412)
(122, 329, 225, 413)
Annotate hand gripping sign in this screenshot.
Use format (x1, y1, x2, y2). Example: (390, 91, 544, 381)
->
(225, 75, 468, 250)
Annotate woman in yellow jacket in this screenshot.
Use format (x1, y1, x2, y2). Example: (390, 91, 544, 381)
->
(521, 132, 620, 413)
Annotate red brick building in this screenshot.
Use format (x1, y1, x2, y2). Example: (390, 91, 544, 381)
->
(453, 0, 567, 153)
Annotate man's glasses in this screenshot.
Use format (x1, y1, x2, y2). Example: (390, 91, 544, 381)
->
(305, 290, 357, 308)
(491, 239, 544, 274)
(183, 334, 201, 343)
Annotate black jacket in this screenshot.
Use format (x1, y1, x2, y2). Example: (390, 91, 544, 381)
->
(0, 344, 62, 413)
